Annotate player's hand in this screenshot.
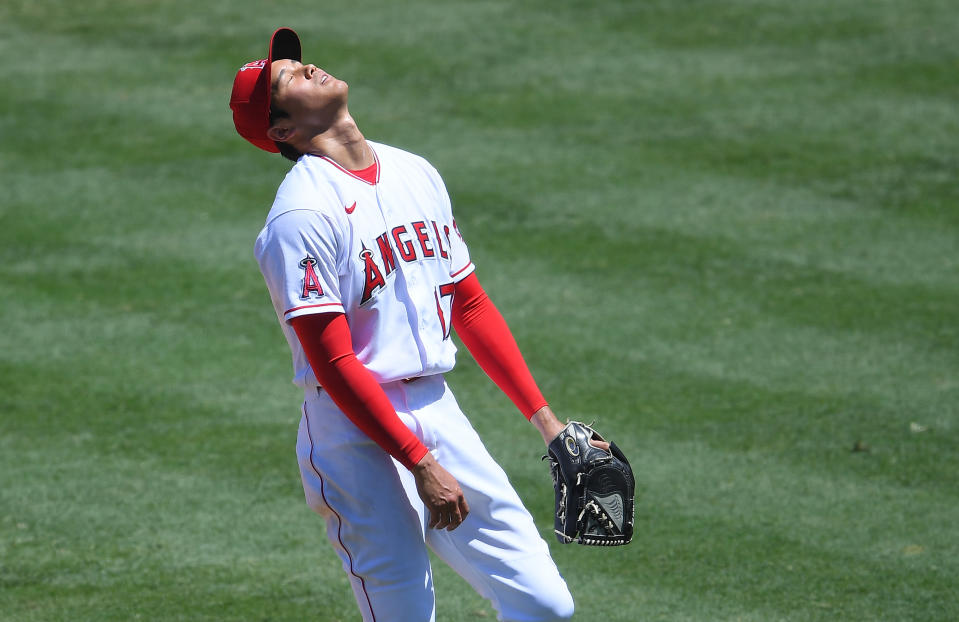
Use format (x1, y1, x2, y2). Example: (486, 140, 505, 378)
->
(412, 452, 470, 531)
(531, 405, 610, 451)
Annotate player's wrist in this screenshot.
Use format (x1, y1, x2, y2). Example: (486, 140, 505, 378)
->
(530, 406, 566, 445)
(412, 450, 437, 473)
(399, 442, 429, 472)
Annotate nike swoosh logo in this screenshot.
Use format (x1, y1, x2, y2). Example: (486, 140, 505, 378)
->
(345, 201, 357, 214)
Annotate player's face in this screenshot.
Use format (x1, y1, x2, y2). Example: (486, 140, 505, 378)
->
(270, 59, 348, 127)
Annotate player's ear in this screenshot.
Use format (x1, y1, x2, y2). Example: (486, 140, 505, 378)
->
(267, 121, 297, 143)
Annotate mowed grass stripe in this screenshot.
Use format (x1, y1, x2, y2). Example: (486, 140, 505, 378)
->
(476, 223, 957, 361)
(637, 442, 957, 619)
(1, 459, 354, 622)
(520, 172, 958, 289)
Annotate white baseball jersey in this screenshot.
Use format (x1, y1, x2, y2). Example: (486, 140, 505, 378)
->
(254, 141, 475, 388)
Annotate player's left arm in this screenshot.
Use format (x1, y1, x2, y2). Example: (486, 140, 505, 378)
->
(451, 273, 606, 448)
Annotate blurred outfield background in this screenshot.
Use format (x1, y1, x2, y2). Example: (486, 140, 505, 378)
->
(1, 1, 957, 620)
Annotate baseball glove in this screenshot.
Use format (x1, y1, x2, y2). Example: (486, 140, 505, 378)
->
(544, 421, 635, 546)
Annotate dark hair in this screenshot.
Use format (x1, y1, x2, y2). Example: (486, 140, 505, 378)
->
(269, 106, 303, 163)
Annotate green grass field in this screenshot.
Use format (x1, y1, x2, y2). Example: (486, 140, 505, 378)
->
(2, 1, 957, 620)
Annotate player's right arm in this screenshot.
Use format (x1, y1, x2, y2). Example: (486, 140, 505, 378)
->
(290, 312, 469, 531)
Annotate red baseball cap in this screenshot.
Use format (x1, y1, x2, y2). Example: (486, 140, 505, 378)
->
(230, 28, 302, 153)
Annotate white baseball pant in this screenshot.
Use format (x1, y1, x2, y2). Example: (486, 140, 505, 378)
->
(297, 374, 574, 622)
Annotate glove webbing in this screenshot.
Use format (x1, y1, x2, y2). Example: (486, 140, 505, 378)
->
(578, 500, 620, 546)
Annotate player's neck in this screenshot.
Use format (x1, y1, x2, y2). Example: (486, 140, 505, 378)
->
(305, 111, 372, 171)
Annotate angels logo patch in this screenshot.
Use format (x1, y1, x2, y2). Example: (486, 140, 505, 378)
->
(299, 256, 325, 299)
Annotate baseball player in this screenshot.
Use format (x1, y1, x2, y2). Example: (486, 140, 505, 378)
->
(229, 28, 608, 622)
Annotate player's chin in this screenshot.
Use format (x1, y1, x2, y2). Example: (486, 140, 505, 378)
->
(322, 77, 347, 92)
(323, 80, 349, 104)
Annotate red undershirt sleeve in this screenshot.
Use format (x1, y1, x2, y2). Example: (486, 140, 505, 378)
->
(290, 313, 429, 470)
(451, 272, 548, 419)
